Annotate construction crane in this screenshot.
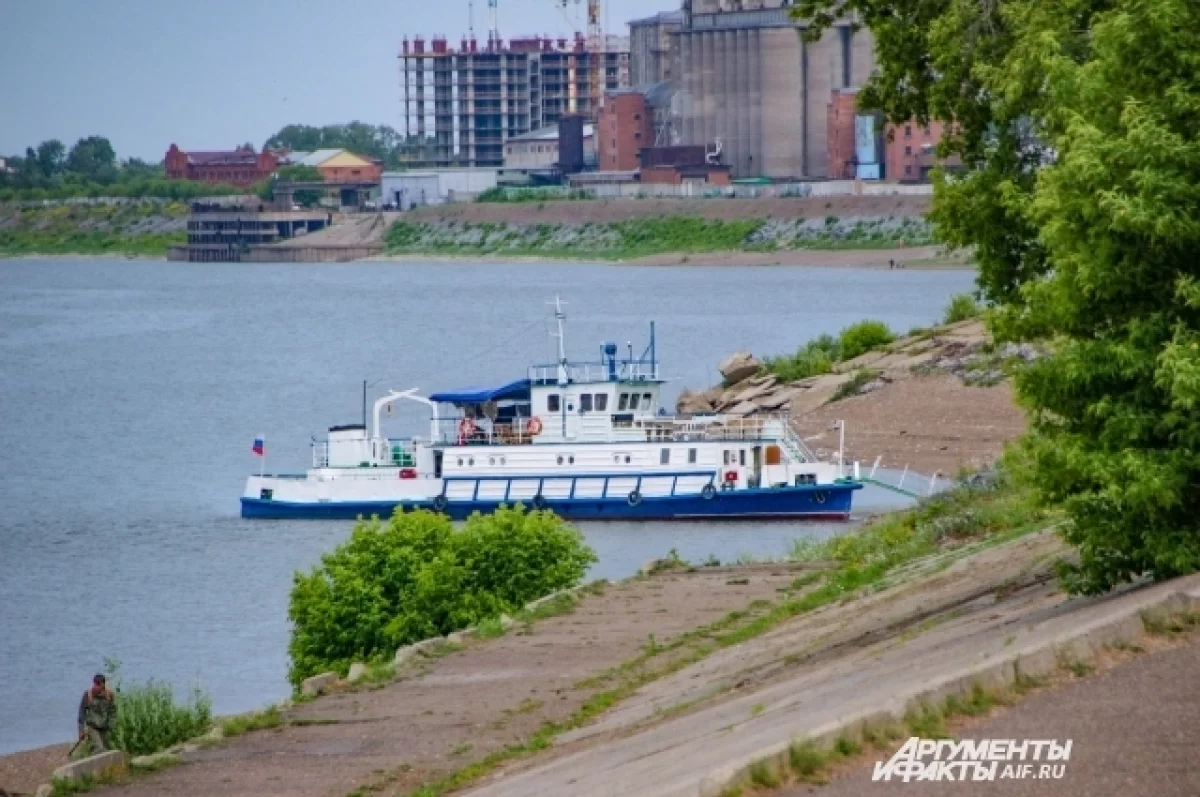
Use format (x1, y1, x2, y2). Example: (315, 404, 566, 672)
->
(554, 0, 602, 41)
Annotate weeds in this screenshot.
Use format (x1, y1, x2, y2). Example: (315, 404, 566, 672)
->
(943, 292, 982, 324)
(748, 760, 780, 788)
(831, 369, 880, 402)
(103, 661, 212, 756)
(220, 705, 283, 738)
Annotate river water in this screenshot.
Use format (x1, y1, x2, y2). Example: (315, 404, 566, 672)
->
(0, 257, 974, 753)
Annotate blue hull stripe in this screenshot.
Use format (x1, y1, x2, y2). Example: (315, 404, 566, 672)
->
(241, 482, 862, 520)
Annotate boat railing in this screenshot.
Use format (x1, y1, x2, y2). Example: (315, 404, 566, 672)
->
(442, 470, 718, 501)
(527, 359, 659, 385)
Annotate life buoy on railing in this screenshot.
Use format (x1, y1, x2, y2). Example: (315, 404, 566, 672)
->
(432, 494, 449, 512)
(701, 483, 717, 500)
(526, 417, 544, 437)
(532, 493, 547, 510)
(457, 418, 477, 445)
(627, 490, 643, 507)
(813, 491, 827, 505)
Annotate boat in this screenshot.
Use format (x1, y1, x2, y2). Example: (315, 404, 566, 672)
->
(240, 300, 862, 520)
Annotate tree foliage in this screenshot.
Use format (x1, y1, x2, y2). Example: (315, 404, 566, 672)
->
(795, 0, 1200, 592)
(287, 506, 596, 685)
(264, 122, 429, 169)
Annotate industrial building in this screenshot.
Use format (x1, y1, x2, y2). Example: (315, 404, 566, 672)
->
(629, 10, 684, 86)
(503, 123, 595, 170)
(399, 32, 629, 169)
(672, 0, 876, 179)
(380, 169, 499, 209)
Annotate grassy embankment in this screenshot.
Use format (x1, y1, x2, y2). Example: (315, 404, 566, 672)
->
(0, 203, 188, 257)
(380, 474, 1052, 797)
(384, 214, 933, 260)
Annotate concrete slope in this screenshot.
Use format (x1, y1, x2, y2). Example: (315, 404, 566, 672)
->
(467, 566, 1200, 797)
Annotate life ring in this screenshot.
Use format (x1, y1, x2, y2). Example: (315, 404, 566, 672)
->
(532, 493, 547, 510)
(701, 483, 716, 500)
(432, 494, 449, 512)
(627, 490, 643, 507)
(526, 417, 544, 436)
(457, 418, 477, 444)
(813, 491, 827, 505)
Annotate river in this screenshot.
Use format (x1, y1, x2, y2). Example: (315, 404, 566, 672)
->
(0, 256, 974, 753)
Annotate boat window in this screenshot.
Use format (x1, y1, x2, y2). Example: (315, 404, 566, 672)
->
(489, 457, 495, 466)
(660, 448, 670, 464)
(618, 393, 629, 410)
(739, 450, 746, 466)
(457, 458, 464, 466)
(624, 454, 631, 464)
(723, 450, 731, 466)
(557, 455, 564, 465)
(630, 393, 640, 410)
(568, 455, 575, 464)
(548, 394, 561, 412)
(580, 394, 593, 412)
(688, 448, 698, 464)
(595, 393, 609, 411)
(468, 457, 474, 466)
(613, 454, 620, 463)
(499, 456, 506, 465)
(642, 392, 653, 408)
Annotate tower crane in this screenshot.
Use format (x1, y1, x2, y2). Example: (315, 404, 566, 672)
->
(554, 0, 604, 116)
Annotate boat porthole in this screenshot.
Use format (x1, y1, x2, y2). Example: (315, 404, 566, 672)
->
(432, 495, 448, 512)
(457, 458, 463, 466)
(468, 457, 474, 466)
(814, 491, 827, 504)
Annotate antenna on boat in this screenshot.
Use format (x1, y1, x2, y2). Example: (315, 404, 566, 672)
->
(549, 296, 568, 386)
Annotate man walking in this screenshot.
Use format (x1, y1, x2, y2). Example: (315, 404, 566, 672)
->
(77, 673, 117, 752)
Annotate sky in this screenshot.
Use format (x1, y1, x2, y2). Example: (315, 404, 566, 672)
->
(1, 0, 679, 161)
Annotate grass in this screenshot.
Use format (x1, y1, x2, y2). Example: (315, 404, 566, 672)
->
(220, 705, 284, 738)
(390, 476, 1050, 797)
(943, 292, 982, 324)
(831, 369, 880, 402)
(102, 662, 212, 756)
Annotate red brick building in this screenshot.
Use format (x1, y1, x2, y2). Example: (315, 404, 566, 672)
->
(596, 90, 654, 172)
(826, 89, 861, 180)
(639, 146, 731, 185)
(884, 120, 954, 183)
(164, 145, 282, 187)
(825, 90, 957, 182)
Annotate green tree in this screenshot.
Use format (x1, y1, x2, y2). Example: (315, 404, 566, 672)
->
(794, 0, 1200, 593)
(35, 139, 66, 178)
(66, 136, 117, 182)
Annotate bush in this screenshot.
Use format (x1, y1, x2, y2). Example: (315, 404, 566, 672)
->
(103, 662, 212, 756)
(763, 334, 840, 382)
(838, 320, 894, 361)
(943, 293, 981, 324)
(287, 506, 596, 686)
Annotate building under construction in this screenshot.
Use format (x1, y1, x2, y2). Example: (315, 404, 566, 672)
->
(400, 32, 630, 169)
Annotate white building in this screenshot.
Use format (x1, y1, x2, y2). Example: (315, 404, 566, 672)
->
(503, 125, 595, 171)
(379, 168, 499, 209)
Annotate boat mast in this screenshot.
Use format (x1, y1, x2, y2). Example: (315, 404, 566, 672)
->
(551, 296, 568, 386)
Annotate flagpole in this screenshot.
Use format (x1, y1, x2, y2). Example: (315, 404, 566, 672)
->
(259, 434, 266, 479)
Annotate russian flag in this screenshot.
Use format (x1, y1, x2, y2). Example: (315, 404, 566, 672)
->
(252, 436, 265, 456)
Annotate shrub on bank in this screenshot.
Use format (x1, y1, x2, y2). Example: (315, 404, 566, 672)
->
(762, 334, 840, 382)
(287, 506, 596, 686)
(943, 293, 981, 324)
(838, 320, 895, 361)
(101, 662, 212, 756)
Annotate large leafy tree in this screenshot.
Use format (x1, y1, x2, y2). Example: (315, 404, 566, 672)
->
(66, 136, 117, 182)
(795, 0, 1200, 592)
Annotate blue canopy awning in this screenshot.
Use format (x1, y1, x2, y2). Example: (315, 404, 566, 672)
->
(429, 379, 532, 404)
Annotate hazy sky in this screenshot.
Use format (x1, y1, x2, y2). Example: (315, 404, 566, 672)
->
(1, 0, 679, 161)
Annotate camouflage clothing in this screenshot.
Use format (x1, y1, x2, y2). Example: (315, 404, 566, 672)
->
(78, 687, 117, 751)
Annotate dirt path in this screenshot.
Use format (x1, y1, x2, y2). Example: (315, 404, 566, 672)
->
(81, 565, 808, 797)
(0, 743, 71, 795)
(795, 373, 1026, 477)
(784, 632, 1200, 797)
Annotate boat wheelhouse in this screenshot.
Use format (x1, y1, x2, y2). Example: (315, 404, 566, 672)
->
(241, 302, 861, 520)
